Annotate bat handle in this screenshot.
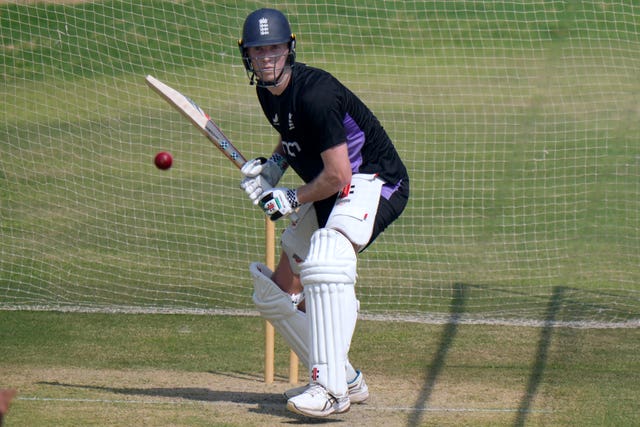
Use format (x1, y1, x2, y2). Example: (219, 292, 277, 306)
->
(287, 201, 314, 225)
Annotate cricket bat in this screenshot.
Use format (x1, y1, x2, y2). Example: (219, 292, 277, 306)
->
(145, 74, 247, 169)
(145, 74, 301, 222)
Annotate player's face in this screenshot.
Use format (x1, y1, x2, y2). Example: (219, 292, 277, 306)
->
(248, 43, 290, 84)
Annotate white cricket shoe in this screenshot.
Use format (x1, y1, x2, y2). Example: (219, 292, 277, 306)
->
(286, 383, 350, 418)
(347, 370, 369, 403)
(284, 370, 370, 404)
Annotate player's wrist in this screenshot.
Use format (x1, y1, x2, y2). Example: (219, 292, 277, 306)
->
(285, 188, 300, 209)
(269, 152, 289, 174)
(259, 153, 287, 186)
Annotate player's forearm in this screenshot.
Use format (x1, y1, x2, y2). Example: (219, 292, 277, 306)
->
(297, 142, 352, 204)
(272, 139, 286, 158)
(296, 167, 351, 204)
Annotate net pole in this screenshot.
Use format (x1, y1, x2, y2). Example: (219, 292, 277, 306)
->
(264, 217, 275, 384)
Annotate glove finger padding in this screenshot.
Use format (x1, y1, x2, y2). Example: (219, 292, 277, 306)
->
(240, 155, 289, 207)
(241, 175, 271, 205)
(241, 154, 287, 185)
(240, 157, 268, 178)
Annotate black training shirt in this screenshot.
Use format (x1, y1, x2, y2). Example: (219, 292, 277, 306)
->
(256, 63, 408, 190)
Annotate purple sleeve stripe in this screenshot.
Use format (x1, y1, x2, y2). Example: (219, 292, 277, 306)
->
(343, 113, 365, 173)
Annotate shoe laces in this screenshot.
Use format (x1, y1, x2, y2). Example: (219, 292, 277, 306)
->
(305, 383, 328, 397)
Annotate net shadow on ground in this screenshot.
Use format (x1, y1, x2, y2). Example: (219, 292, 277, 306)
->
(404, 284, 565, 427)
(513, 285, 564, 427)
(366, 283, 640, 327)
(406, 282, 467, 427)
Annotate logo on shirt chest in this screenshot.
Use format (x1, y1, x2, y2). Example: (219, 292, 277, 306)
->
(288, 113, 295, 130)
(272, 112, 295, 131)
(282, 140, 301, 157)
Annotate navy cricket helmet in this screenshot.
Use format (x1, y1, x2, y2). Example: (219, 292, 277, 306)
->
(238, 8, 296, 85)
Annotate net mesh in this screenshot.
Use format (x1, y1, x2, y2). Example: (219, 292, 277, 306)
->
(1, 1, 639, 325)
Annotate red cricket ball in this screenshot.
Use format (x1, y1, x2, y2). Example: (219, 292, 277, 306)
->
(154, 151, 173, 170)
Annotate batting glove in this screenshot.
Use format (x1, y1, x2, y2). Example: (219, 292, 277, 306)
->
(259, 188, 300, 221)
(240, 154, 288, 205)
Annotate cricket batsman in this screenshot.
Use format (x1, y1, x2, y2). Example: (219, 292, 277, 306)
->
(238, 8, 409, 417)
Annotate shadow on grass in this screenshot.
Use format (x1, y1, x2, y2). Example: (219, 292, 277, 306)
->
(407, 282, 467, 427)
(513, 285, 565, 427)
(406, 284, 564, 427)
(37, 378, 349, 424)
(36, 380, 327, 424)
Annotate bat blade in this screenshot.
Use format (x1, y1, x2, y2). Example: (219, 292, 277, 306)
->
(145, 75, 246, 169)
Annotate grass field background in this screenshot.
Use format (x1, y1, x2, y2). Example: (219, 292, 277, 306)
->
(1, 1, 639, 425)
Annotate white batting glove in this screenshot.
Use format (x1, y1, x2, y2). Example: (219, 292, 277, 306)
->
(259, 187, 300, 221)
(240, 154, 288, 205)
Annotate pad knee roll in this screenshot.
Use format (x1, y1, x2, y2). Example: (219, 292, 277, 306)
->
(300, 228, 357, 287)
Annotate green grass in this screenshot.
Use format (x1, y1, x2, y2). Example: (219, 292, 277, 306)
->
(1, 310, 639, 426)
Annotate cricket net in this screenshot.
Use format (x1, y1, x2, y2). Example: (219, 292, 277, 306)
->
(1, 1, 639, 328)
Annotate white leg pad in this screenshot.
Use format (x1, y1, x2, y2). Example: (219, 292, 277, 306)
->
(250, 262, 309, 366)
(300, 229, 358, 398)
